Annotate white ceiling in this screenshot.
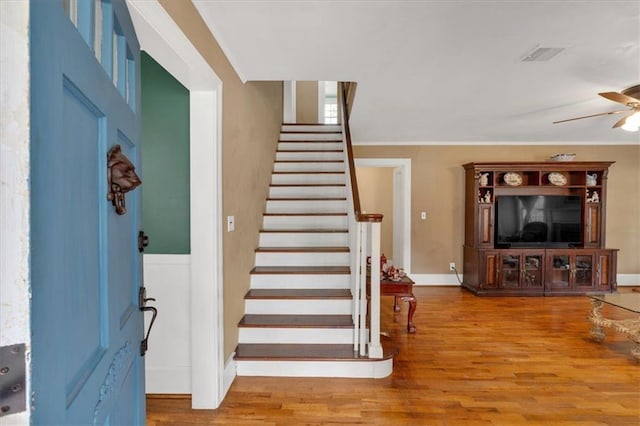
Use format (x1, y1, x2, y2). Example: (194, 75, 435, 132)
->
(193, 0, 640, 144)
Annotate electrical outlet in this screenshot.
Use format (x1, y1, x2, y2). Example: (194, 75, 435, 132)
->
(449, 262, 456, 271)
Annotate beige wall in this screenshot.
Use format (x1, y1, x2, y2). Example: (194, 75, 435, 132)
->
(160, 1, 283, 360)
(354, 145, 640, 277)
(356, 167, 394, 261)
(296, 80, 318, 123)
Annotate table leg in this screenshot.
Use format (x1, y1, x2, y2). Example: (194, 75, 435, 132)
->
(393, 296, 400, 312)
(401, 296, 417, 333)
(630, 338, 640, 362)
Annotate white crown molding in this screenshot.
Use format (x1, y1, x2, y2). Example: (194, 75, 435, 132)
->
(354, 140, 640, 146)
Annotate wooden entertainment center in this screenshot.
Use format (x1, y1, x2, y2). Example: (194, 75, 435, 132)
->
(462, 161, 618, 296)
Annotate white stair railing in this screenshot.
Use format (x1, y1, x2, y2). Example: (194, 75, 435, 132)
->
(340, 82, 383, 359)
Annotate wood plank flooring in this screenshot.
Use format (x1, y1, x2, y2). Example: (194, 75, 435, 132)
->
(147, 287, 640, 425)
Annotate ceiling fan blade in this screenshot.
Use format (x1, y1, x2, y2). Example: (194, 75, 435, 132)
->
(611, 111, 635, 128)
(598, 92, 640, 106)
(552, 109, 629, 124)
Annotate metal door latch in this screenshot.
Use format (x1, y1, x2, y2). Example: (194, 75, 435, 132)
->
(0, 344, 26, 417)
(138, 230, 149, 253)
(138, 287, 158, 356)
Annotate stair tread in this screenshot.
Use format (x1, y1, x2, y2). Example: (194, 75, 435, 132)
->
(270, 184, 346, 187)
(239, 314, 353, 328)
(282, 122, 338, 125)
(277, 150, 343, 153)
(263, 213, 347, 216)
(260, 229, 347, 233)
(272, 171, 345, 174)
(281, 131, 342, 134)
(255, 246, 349, 253)
(251, 266, 350, 274)
(245, 289, 352, 299)
(274, 160, 344, 163)
(278, 139, 342, 144)
(267, 197, 347, 201)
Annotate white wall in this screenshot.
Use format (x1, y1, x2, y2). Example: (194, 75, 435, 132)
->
(0, 2, 31, 424)
(143, 255, 191, 393)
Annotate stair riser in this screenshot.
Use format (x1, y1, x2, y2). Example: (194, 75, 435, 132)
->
(259, 233, 348, 247)
(266, 200, 347, 214)
(250, 274, 350, 289)
(236, 359, 393, 378)
(263, 215, 348, 230)
(276, 152, 343, 162)
(280, 133, 342, 141)
(281, 125, 342, 132)
(269, 186, 346, 198)
(244, 300, 352, 315)
(254, 252, 349, 267)
(278, 142, 343, 151)
(274, 162, 344, 172)
(272, 173, 345, 185)
(239, 328, 353, 344)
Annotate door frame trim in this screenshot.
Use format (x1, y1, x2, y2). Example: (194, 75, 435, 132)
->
(127, 0, 225, 408)
(354, 158, 412, 275)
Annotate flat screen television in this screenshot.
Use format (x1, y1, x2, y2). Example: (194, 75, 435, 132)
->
(494, 195, 583, 248)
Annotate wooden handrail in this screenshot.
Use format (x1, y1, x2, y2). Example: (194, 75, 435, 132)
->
(339, 81, 382, 224)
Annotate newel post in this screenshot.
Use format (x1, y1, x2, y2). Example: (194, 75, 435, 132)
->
(368, 221, 383, 358)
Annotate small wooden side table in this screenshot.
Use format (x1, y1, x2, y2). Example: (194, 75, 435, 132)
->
(380, 275, 417, 333)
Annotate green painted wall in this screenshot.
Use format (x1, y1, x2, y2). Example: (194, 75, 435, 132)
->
(141, 52, 190, 254)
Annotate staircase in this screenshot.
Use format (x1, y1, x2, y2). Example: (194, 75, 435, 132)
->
(234, 123, 394, 378)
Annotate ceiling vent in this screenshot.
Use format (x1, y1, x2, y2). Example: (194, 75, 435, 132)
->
(521, 45, 566, 62)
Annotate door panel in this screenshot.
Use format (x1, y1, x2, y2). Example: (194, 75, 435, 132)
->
(30, 0, 144, 423)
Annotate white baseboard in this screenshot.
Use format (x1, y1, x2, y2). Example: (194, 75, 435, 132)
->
(617, 274, 640, 286)
(145, 367, 191, 394)
(411, 274, 462, 286)
(222, 353, 236, 400)
(411, 273, 639, 287)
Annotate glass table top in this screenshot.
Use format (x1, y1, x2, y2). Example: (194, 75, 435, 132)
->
(588, 292, 640, 314)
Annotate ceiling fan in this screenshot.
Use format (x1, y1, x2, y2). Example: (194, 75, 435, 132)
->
(553, 84, 640, 132)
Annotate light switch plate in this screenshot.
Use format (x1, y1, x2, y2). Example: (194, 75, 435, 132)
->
(227, 215, 235, 232)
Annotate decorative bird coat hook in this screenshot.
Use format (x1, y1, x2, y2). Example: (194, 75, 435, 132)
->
(107, 144, 141, 215)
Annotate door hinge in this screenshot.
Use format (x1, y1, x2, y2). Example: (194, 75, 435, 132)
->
(0, 344, 26, 417)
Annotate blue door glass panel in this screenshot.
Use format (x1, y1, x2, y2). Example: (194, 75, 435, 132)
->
(30, 0, 144, 423)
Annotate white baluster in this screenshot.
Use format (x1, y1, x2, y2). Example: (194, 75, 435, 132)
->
(359, 224, 369, 357)
(352, 221, 362, 352)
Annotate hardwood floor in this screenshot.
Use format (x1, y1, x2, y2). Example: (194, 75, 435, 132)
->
(147, 287, 640, 425)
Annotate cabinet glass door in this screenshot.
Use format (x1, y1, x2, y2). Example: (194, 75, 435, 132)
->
(575, 255, 594, 288)
(550, 254, 571, 288)
(523, 255, 543, 288)
(500, 254, 520, 288)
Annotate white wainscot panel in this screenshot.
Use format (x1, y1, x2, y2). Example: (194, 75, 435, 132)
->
(143, 254, 191, 394)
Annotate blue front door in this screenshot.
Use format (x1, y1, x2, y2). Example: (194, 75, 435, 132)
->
(30, 0, 145, 423)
